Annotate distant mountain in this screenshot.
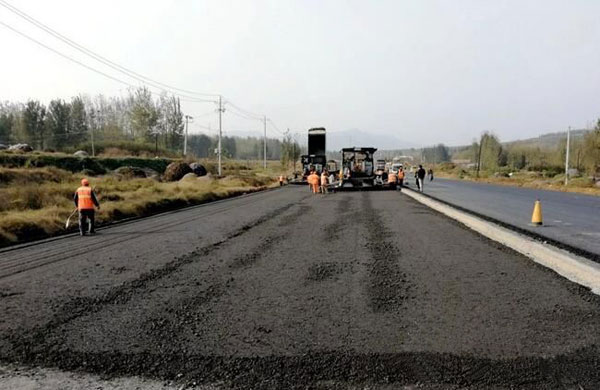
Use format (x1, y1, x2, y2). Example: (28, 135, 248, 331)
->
(326, 129, 422, 151)
(504, 129, 589, 149)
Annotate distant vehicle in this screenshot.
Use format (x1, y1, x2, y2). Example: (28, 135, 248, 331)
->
(334, 147, 395, 190)
(327, 160, 339, 182)
(390, 163, 403, 174)
(374, 159, 388, 186)
(375, 159, 387, 173)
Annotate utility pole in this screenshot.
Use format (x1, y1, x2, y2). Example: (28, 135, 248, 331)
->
(293, 133, 297, 172)
(263, 115, 267, 169)
(565, 126, 571, 186)
(184, 115, 192, 156)
(218, 96, 224, 176)
(287, 128, 293, 170)
(476, 134, 485, 178)
(91, 121, 95, 157)
(91, 109, 99, 157)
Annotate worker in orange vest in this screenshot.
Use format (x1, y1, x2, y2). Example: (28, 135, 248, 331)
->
(73, 178, 100, 236)
(320, 170, 329, 194)
(306, 171, 312, 192)
(308, 171, 319, 193)
(397, 168, 405, 190)
(279, 175, 285, 186)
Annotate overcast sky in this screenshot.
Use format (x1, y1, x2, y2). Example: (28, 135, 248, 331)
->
(1, 0, 599, 147)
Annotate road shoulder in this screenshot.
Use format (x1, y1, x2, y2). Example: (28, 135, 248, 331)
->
(402, 187, 600, 295)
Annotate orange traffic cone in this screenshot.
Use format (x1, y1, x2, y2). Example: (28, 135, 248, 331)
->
(531, 200, 543, 226)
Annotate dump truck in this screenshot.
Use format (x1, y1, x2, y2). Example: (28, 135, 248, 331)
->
(292, 127, 329, 184)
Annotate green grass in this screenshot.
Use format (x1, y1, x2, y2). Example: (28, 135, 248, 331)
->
(0, 164, 282, 247)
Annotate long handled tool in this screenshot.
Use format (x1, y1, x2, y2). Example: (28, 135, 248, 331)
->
(65, 208, 77, 229)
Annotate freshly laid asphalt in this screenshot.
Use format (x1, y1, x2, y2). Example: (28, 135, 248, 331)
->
(413, 177, 600, 257)
(1, 186, 600, 389)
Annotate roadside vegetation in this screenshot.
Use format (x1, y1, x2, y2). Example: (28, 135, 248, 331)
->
(392, 121, 600, 196)
(434, 162, 600, 196)
(0, 157, 285, 247)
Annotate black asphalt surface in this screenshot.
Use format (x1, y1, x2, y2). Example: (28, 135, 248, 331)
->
(416, 177, 600, 257)
(2, 186, 600, 388)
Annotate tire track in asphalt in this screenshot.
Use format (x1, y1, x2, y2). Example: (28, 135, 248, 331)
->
(3, 200, 305, 363)
(361, 192, 415, 312)
(0, 191, 294, 279)
(124, 198, 315, 354)
(304, 194, 353, 284)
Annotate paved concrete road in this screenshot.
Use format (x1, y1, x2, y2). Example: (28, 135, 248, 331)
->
(1, 186, 600, 389)
(416, 177, 600, 257)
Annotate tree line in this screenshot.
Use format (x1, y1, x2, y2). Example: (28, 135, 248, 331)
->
(0, 87, 298, 162)
(459, 124, 600, 176)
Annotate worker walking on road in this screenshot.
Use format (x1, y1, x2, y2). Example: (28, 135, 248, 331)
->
(320, 170, 329, 194)
(279, 175, 285, 186)
(417, 165, 426, 192)
(74, 178, 100, 236)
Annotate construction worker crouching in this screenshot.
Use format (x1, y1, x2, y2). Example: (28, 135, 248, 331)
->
(74, 178, 100, 236)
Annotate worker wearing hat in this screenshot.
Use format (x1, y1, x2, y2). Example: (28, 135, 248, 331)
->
(73, 178, 100, 236)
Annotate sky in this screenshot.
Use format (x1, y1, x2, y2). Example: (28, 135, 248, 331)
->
(1, 0, 599, 148)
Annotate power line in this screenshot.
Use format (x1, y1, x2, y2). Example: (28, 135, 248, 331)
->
(227, 108, 263, 122)
(0, 0, 219, 100)
(267, 118, 285, 135)
(224, 100, 263, 120)
(190, 110, 217, 119)
(0, 1, 292, 147)
(0, 19, 212, 103)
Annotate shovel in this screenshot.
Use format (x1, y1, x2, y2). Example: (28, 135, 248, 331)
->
(65, 209, 78, 229)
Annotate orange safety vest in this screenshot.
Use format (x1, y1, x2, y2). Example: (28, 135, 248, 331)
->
(398, 170, 405, 179)
(76, 186, 95, 210)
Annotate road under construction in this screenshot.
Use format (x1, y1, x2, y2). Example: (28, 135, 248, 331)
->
(1, 186, 600, 389)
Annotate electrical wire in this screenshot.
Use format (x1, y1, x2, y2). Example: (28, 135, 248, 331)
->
(0, 0, 220, 99)
(190, 110, 217, 119)
(0, 20, 214, 103)
(224, 100, 264, 120)
(267, 118, 285, 135)
(227, 108, 263, 122)
(0, 1, 292, 137)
